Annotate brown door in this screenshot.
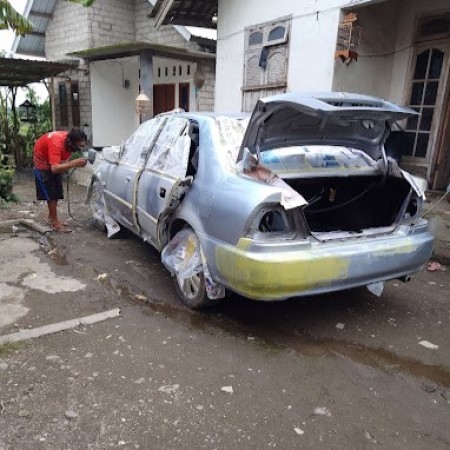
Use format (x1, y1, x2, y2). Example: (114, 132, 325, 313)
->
(153, 84, 175, 116)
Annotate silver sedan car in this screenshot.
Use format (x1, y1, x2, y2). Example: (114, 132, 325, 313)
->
(88, 92, 434, 309)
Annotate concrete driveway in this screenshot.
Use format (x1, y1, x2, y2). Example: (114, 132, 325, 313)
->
(0, 171, 449, 449)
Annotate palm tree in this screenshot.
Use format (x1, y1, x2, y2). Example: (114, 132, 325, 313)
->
(0, 1, 32, 35)
(0, 0, 95, 35)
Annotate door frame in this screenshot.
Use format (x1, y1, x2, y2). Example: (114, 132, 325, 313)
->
(403, 39, 450, 187)
(432, 85, 450, 188)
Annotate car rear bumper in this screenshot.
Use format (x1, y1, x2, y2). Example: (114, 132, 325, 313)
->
(205, 227, 434, 300)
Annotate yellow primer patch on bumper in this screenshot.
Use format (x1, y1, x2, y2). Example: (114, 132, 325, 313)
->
(215, 239, 350, 300)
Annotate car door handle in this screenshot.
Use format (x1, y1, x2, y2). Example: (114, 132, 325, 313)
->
(125, 176, 132, 182)
(159, 187, 166, 198)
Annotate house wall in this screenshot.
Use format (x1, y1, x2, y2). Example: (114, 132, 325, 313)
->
(90, 57, 140, 147)
(196, 59, 216, 112)
(46, 0, 216, 147)
(88, 0, 136, 48)
(46, 0, 135, 59)
(332, 0, 450, 103)
(215, 0, 382, 111)
(216, 0, 450, 111)
(134, 0, 216, 112)
(45, 2, 90, 61)
(79, 61, 92, 141)
(332, 1, 399, 98)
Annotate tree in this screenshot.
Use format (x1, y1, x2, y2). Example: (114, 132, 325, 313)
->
(0, 85, 18, 205)
(24, 87, 52, 165)
(0, 1, 32, 35)
(0, 0, 95, 36)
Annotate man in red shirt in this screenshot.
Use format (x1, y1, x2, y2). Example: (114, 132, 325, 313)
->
(33, 128, 88, 232)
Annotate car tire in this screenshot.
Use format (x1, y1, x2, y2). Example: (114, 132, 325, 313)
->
(173, 228, 221, 309)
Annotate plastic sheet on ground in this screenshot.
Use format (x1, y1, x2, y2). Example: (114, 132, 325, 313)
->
(161, 229, 225, 300)
(89, 180, 120, 238)
(146, 117, 191, 179)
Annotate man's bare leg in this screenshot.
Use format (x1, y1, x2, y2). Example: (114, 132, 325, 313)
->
(47, 200, 71, 231)
(47, 200, 58, 225)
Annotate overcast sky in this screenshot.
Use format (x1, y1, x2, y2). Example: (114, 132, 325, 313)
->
(0, 0, 27, 54)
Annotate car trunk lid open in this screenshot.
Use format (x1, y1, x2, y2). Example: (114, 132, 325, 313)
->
(238, 92, 423, 240)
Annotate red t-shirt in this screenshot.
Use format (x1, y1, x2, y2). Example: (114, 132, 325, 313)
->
(33, 131, 72, 170)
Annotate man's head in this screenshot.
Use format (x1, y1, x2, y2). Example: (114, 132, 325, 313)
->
(66, 128, 87, 153)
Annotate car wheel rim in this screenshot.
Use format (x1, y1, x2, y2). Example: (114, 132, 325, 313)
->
(177, 272, 201, 300)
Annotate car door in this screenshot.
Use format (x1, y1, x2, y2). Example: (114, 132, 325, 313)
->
(104, 117, 165, 231)
(136, 116, 191, 248)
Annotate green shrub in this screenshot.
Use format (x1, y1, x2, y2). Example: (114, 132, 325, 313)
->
(0, 165, 17, 207)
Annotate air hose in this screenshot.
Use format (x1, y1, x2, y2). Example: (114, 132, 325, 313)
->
(422, 183, 450, 218)
(65, 168, 92, 222)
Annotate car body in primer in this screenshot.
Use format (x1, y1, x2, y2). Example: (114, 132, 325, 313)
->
(88, 92, 434, 308)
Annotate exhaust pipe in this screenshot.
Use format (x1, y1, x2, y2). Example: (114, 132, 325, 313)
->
(398, 275, 412, 283)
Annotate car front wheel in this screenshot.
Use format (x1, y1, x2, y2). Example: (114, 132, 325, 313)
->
(89, 178, 107, 232)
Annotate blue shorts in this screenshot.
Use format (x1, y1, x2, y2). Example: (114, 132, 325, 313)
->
(34, 169, 64, 201)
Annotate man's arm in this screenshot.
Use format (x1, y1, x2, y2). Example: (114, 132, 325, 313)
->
(50, 158, 87, 174)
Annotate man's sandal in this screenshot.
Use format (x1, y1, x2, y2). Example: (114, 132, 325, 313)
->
(47, 219, 70, 226)
(52, 224, 73, 233)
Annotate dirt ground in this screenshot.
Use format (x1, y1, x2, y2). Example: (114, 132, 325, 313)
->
(0, 170, 449, 450)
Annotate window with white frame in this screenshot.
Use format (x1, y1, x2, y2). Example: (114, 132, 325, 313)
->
(242, 16, 291, 111)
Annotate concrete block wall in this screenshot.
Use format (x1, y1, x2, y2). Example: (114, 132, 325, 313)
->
(45, 1, 90, 61)
(46, 0, 135, 60)
(88, 0, 135, 48)
(79, 61, 92, 143)
(196, 59, 216, 112)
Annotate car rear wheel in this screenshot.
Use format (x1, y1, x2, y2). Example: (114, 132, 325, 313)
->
(173, 228, 220, 309)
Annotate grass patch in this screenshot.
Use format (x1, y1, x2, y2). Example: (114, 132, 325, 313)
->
(0, 341, 25, 357)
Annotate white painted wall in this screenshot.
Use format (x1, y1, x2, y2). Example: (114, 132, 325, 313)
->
(332, 0, 450, 103)
(91, 57, 140, 147)
(215, 0, 376, 111)
(332, 1, 399, 98)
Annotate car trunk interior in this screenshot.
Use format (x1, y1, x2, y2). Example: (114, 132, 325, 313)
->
(285, 175, 413, 233)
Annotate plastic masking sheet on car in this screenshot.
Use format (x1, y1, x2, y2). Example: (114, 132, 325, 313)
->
(89, 180, 121, 238)
(121, 117, 165, 166)
(146, 117, 191, 179)
(162, 229, 225, 300)
(215, 116, 249, 167)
